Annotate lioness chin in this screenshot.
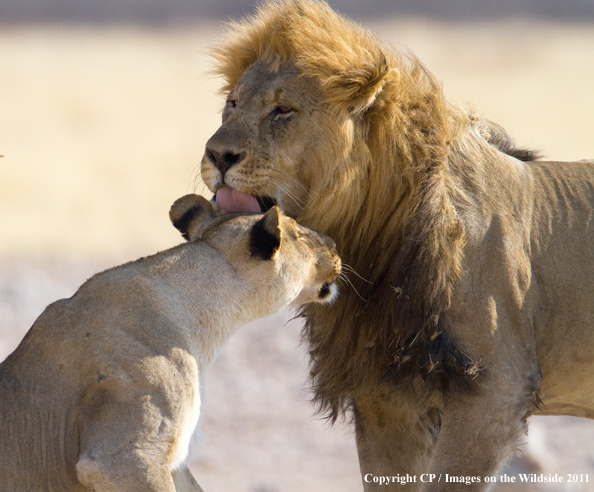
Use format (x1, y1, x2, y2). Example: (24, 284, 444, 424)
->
(200, 0, 594, 490)
(0, 194, 340, 492)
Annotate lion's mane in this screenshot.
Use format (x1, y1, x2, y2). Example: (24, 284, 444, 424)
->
(211, 0, 536, 419)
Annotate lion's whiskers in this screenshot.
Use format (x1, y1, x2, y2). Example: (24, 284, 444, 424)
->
(190, 162, 210, 196)
(264, 176, 312, 212)
(270, 168, 321, 197)
(265, 176, 305, 207)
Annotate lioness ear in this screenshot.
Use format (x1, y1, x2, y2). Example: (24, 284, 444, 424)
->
(169, 194, 217, 241)
(250, 207, 282, 260)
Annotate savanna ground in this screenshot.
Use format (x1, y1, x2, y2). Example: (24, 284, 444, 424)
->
(1, 18, 594, 492)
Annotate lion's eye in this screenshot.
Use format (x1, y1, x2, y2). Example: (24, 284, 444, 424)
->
(271, 105, 294, 120)
(222, 99, 238, 122)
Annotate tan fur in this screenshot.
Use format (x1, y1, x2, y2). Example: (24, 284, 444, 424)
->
(201, 1, 594, 490)
(0, 194, 340, 492)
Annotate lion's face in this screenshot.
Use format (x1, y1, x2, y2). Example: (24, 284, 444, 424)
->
(201, 60, 341, 218)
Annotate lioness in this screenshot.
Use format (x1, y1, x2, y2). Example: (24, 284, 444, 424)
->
(0, 194, 341, 492)
(201, 0, 594, 490)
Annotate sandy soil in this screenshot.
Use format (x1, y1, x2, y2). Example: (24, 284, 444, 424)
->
(1, 19, 594, 491)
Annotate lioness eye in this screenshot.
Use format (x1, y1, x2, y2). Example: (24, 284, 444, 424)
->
(319, 282, 331, 298)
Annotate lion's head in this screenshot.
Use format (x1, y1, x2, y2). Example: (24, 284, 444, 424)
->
(201, 0, 412, 241)
(201, 0, 532, 417)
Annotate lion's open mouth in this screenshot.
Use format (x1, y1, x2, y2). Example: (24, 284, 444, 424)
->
(213, 185, 276, 213)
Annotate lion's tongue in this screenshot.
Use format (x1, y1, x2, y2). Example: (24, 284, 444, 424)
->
(215, 186, 261, 213)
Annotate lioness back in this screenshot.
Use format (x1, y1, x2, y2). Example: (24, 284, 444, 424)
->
(0, 195, 340, 492)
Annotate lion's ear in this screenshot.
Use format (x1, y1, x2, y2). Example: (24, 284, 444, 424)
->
(249, 207, 282, 260)
(324, 52, 393, 115)
(169, 194, 217, 241)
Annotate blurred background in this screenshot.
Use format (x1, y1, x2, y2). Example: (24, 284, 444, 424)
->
(1, 1, 594, 491)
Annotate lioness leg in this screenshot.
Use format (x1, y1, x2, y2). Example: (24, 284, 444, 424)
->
(76, 390, 181, 492)
(76, 440, 204, 492)
(76, 455, 176, 492)
(172, 466, 205, 492)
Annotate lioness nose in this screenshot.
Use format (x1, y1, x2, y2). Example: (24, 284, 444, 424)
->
(205, 147, 247, 177)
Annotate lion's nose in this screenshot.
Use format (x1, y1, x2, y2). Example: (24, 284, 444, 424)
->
(205, 147, 247, 178)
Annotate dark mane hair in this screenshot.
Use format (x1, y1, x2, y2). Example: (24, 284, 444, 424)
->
(213, 0, 535, 419)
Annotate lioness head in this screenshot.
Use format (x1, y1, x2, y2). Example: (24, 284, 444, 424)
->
(170, 194, 341, 306)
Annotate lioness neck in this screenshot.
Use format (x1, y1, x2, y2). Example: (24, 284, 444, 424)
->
(87, 242, 260, 369)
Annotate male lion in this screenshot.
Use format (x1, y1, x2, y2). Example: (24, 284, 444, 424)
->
(0, 194, 340, 492)
(201, 0, 594, 490)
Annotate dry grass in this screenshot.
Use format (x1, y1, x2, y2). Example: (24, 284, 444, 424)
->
(1, 18, 594, 492)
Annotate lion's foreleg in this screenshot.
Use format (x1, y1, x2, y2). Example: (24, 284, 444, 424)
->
(421, 375, 538, 492)
(354, 392, 440, 491)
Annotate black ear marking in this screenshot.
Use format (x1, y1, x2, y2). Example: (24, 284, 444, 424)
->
(169, 194, 216, 241)
(250, 207, 282, 260)
(172, 205, 202, 240)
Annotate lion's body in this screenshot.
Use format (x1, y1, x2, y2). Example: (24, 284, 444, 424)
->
(504, 160, 594, 419)
(0, 195, 340, 492)
(200, 1, 594, 490)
